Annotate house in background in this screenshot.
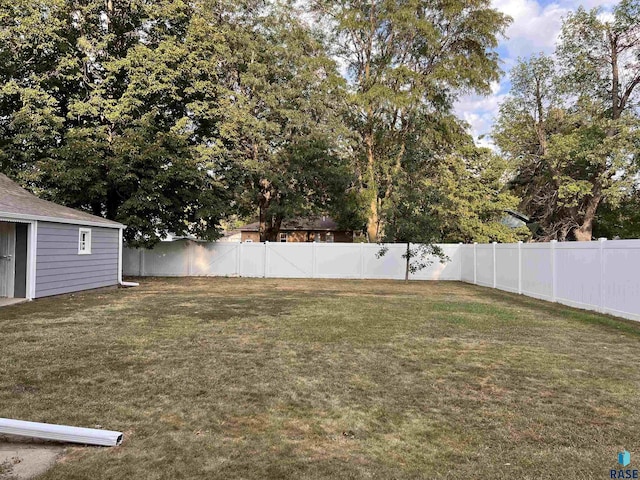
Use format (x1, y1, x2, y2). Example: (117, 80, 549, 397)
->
(0, 173, 125, 302)
(217, 230, 242, 242)
(239, 216, 353, 243)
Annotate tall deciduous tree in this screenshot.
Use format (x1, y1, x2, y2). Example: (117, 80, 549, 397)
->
(495, 2, 640, 241)
(385, 113, 529, 244)
(556, 1, 640, 240)
(205, 2, 355, 241)
(0, 0, 231, 246)
(313, 0, 510, 241)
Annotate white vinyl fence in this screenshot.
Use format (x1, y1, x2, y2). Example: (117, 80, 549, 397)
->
(124, 239, 640, 322)
(123, 241, 462, 281)
(460, 239, 640, 322)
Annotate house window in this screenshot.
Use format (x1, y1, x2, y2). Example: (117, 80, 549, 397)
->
(326, 232, 334, 243)
(279, 232, 288, 242)
(78, 228, 92, 255)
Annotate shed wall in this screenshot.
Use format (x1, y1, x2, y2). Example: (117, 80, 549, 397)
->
(35, 222, 119, 298)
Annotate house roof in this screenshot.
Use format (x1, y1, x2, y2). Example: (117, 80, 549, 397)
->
(0, 173, 125, 229)
(239, 216, 348, 232)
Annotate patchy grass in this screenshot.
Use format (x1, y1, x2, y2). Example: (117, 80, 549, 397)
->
(1, 278, 639, 479)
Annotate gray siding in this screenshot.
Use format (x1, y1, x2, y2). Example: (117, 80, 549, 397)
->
(35, 222, 119, 298)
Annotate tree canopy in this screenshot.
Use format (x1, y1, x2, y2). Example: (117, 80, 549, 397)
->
(313, 0, 511, 242)
(494, 1, 640, 241)
(0, 0, 534, 246)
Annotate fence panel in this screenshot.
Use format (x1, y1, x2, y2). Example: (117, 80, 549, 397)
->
(554, 242, 601, 311)
(315, 243, 362, 278)
(361, 243, 406, 279)
(239, 243, 265, 277)
(495, 244, 519, 293)
(520, 244, 553, 301)
(475, 244, 494, 287)
(266, 243, 314, 278)
(460, 245, 475, 283)
(410, 243, 463, 281)
(601, 240, 640, 321)
(190, 243, 239, 276)
(139, 241, 189, 276)
(123, 247, 141, 276)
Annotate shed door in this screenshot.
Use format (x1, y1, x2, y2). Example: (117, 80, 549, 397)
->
(0, 222, 16, 298)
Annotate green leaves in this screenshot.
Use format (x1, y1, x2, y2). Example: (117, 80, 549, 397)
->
(0, 0, 527, 246)
(314, 0, 510, 241)
(494, 1, 640, 241)
(0, 0, 233, 247)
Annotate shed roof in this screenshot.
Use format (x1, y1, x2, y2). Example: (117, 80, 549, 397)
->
(0, 173, 125, 228)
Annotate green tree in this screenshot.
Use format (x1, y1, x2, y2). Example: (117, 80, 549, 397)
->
(208, 2, 355, 241)
(379, 115, 527, 281)
(0, 0, 231, 246)
(556, 1, 640, 240)
(384, 120, 529, 245)
(314, 0, 510, 241)
(423, 147, 530, 243)
(595, 188, 640, 239)
(495, 2, 640, 241)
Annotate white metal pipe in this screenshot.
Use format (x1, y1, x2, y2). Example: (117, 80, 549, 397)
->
(0, 418, 123, 447)
(119, 281, 139, 287)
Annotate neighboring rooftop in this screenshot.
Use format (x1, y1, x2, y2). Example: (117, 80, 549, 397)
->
(0, 173, 124, 228)
(239, 216, 349, 232)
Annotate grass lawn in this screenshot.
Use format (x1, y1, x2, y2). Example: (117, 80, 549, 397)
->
(1, 278, 639, 479)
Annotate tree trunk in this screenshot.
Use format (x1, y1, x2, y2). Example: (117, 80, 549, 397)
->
(258, 194, 270, 242)
(535, 78, 548, 157)
(91, 202, 102, 217)
(264, 216, 282, 242)
(364, 132, 380, 242)
(574, 190, 602, 241)
(367, 197, 379, 243)
(609, 31, 620, 121)
(104, 0, 113, 32)
(258, 191, 283, 242)
(404, 242, 410, 282)
(105, 188, 120, 220)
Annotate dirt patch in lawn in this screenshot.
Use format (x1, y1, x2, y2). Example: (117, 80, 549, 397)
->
(0, 437, 63, 480)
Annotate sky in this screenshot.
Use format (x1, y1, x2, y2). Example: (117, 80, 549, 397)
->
(455, 0, 621, 149)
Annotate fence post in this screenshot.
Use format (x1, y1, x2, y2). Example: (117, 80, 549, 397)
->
(599, 237, 607, 313)
(458, 242, 463, 281)
(264, 241, 269, 278)
(140, 248, 145, 277)
(360, 242, 365, 279)
(492, 242, 497, 288)
(311, 242, 316, 278)
(187, 241, 193, 276)
(517, 241, 522, 295)
(473, 242, 477, 285)
(236, 242, 242, 277)
(550, 239, 557, 302)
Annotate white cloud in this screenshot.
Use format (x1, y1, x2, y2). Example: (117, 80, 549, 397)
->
(457, 0, 622, 148)
(562, 0, 619, 9)
(455, 85, 508, 148)
(494, 0, 569, 58)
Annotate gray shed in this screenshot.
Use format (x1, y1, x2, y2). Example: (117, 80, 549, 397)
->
(0, 174, 126, 300)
